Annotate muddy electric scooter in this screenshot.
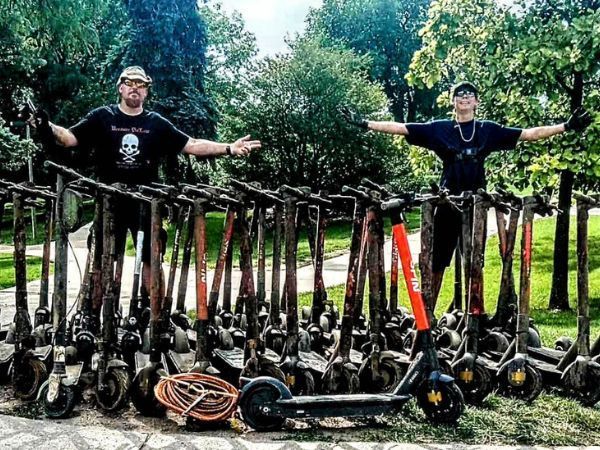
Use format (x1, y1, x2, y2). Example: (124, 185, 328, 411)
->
(276, 185, 336, 395)
(39, 162, 90, 418)
(239, 193, 465, 431)
(493, 195, 554, 401)
(167, 186, 220, 375)
(320, 187, 371, 394)
(0, 182, 55, 399)
(443, 191, 514, 404)
(48, 170, 134, 412)
(206, 183, 284, 385)
(130, 187, 173, 416)
(556, 192, 600, 405)
(518, 193, 600, 405)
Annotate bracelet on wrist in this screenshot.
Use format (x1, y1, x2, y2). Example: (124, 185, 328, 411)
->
(225, 145, 232, 156)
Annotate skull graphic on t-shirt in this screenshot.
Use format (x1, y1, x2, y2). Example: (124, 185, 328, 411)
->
(119, 133, 140, 162)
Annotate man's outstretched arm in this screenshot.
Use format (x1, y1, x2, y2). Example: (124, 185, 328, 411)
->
(32, 110, 79, 147)
(519, 107, 593, 142)
(183, 134, 261, 157)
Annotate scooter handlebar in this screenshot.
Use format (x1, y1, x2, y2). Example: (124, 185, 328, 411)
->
(360, 178, 392, 197)
(230, 179, 283, 205)
(43, 161, 86, 180)
(0, 180, 56, 200)
(279, 185, 332, 207)
(573, 192, 600, 207)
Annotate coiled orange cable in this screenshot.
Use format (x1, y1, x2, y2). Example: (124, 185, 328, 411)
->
(154, 373, 239, 422)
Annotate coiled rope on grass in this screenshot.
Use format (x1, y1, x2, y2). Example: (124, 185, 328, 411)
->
(154, 373, 238, 422)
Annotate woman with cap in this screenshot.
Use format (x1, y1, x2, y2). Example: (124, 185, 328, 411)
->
(342, 81, 593, 308)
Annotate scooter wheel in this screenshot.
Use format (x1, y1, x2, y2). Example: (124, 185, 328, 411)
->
(239, 382, 286, 431)
(563, 360, 600, 407)
(0, 360, 12, 384)
(96, 367, 131, 412)
(130, 370, 167, 417)
(289, 369, 315, 396)
(14, 358, 48, 400)
(270, 335, 285, 355)
(359, 359, 405, 393)
(452, 360, 492, 405)
(301, 306, 312, 322)
(497, 362, 543, 403)
(554, 336, 573, 352)
(416, 380, 464, 424)
(41, 384, 77, 419)
(259, 364, 287, 383)
(438, 313, 458, 330)
(385, 329, 404, 352)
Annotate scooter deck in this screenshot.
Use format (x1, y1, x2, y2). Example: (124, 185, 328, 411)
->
(273, 392, 411, 418)
(528, 346, 564, 365)
(167, 350, 196, 373)
(0, 343, 52, 364)
(213, 347, 280, 371)
(298, 350, 328, 375)
(133, 351, 170, 375)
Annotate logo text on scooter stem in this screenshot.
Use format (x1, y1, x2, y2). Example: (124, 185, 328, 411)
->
(410, 264, 421, 292)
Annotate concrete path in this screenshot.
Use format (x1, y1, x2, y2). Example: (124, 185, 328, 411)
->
(0, 414, 598, 450)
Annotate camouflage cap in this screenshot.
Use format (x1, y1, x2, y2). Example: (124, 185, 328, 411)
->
(116, 66, 152, 86)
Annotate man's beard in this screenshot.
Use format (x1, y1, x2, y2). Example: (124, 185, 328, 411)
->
(123, 96, 142, 108)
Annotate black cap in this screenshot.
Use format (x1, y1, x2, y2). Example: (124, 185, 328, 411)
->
(452, 81, 478, 98)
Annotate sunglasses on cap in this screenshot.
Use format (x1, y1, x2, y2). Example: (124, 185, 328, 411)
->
(122, 79, 150, 89)
(455, 90, 476, 99)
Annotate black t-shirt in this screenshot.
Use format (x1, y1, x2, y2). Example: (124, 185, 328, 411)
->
(69, 105, 190, 184)
(405, 119, 522, 194)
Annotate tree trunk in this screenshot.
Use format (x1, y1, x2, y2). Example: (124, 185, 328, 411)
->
(548, 169, 574, 310)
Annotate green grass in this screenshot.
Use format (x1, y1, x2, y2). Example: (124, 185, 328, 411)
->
(282, 394, 600, 445)
(126, 210, 420, 269)
(0, 253, 51, 289)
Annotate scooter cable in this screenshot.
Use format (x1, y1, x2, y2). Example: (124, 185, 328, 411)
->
(154, 373, 239, 422)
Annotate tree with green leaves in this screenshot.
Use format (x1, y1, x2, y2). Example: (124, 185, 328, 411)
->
(407, 0, 600, 310)
(0, 0, 126, 178)
(306, 0, 436, 122)
(217, 37, 417, 192)
(109, 0, 215, 138)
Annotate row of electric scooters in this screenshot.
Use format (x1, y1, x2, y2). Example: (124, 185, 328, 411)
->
(0, 162, 597, 431)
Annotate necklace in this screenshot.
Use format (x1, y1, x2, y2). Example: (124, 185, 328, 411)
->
(456, 119, 476, 143)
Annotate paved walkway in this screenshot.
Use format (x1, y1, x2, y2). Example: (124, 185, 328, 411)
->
(1, 414, 598, 450)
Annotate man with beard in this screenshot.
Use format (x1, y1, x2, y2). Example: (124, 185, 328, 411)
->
(342, 81, 593, 311)
(34, 65, 261, 302)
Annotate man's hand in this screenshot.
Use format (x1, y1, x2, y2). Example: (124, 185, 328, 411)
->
(231, 135, 261, 156)
(565, 107, 593, 132)
(340, 107, 368, 130)
(30, 109, 56, 145)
